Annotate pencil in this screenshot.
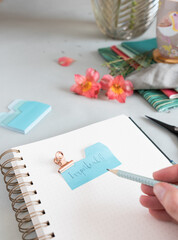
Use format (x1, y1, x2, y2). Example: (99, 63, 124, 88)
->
(107, 169, 178, 189)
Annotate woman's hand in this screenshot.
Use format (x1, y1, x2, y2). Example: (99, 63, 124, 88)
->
(140, 164, 178, 223)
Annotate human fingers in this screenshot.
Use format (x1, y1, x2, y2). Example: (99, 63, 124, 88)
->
(153, 182, 178, 223)
(141, 184, 154, 196)
(149, 209, 173, 222)
(140, 195, 164, 210)
(153, 164, 178, 183)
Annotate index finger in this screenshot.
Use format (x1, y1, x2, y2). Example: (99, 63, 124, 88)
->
(153, 164, 178, 183)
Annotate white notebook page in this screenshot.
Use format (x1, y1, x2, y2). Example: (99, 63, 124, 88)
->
(11, 115, 178, 239)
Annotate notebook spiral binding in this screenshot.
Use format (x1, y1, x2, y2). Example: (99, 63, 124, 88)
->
(0, 149, 55, 240)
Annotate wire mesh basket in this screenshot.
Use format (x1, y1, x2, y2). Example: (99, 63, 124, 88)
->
(91, 0, 159, 39)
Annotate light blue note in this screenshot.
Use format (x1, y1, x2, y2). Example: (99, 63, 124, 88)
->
(62, 142, 121, 190)
(0, 99, 51, 134)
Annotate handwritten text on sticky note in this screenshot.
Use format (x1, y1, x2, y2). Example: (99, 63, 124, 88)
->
(61, 142, 121, 190)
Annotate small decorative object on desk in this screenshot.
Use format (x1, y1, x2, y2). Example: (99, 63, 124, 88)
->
(91, 0, 159, 40)
(153, 0, 178, 63)
(58, 56, 75, 66)
(54, 151, 74, 173)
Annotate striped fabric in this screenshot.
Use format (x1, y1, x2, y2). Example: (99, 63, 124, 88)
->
(138, 90, 178, 112)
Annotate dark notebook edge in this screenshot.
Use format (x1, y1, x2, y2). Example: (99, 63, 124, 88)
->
(129, 117, 172, 165)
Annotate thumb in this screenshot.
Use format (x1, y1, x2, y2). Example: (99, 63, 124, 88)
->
(153, 183, 178, 222)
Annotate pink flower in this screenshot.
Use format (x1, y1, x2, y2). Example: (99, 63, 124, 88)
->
(70, 68, 101, 98)
(100, 75, 133, 103)
(58, 56, 75, 66)
(100, 74, 113, 90)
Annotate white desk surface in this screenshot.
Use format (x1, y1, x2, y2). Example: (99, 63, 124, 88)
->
(0, 0, 178, 239)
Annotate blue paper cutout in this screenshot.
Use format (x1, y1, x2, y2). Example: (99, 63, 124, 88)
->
(0, 99, 51, 134)
(61, 142, 121, 190)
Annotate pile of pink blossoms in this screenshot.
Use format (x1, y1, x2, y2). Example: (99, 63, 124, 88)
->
(70, 68, 133, 103)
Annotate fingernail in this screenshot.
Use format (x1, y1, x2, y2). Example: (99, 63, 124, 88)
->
(153, 184, 166, 201)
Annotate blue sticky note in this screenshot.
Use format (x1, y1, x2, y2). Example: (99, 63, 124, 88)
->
(62, 142, 121, 190)
(0, 99, 51, 134)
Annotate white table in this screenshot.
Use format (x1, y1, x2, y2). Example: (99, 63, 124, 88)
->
(0, 1, 178, 239)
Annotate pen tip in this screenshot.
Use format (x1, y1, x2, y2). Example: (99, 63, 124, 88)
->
(106, 169, 110, 171)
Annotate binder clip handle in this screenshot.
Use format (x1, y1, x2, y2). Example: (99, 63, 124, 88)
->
(54, 151, 74, 173)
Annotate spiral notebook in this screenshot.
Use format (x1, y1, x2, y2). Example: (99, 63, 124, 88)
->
(1, 115, 178, 240)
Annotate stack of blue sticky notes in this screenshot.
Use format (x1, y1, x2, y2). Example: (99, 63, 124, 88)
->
(0, 99, 51, 134)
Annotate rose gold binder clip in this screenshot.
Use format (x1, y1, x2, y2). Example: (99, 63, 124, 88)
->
(54, 151, 74, 173)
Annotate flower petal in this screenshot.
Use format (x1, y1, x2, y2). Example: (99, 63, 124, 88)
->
(86, 68, 100, 82)
(58, 56, 75, 66)
(107, 89, 126, 103)
(70, 84, 83, 95)
(116, 92, 127, 103)
(113, 75, 125, 87)
(74, 74, 86, 85)
(82, 82, 101, 98)
(106, 89, 118, 100)
(100, 74, 114, 90)
(124, 80, 134, 96)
